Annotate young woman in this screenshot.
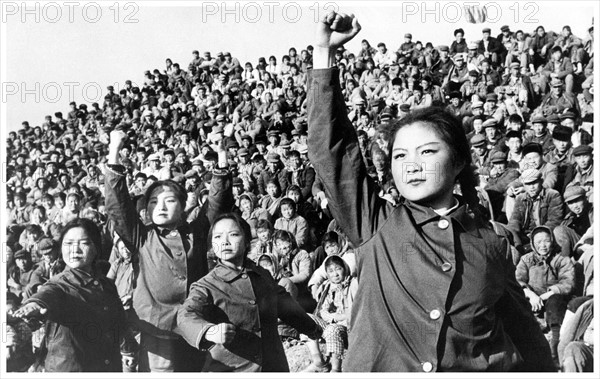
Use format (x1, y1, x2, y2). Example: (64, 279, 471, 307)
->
(12, 218, 137, 372)
(177, 213, 326, 372)
(307, 11, 555, 372)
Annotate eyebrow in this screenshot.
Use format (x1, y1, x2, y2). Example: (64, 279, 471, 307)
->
(392, 142, 441, 152)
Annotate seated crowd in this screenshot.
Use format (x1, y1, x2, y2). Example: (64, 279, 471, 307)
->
(5, 22, 594, 372)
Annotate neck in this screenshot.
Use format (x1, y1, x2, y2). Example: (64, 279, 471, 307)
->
(221, 258, 244, 271)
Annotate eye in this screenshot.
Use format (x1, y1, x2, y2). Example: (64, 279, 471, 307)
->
(422, 149, 436, 155)
(393, 153, 406, 160)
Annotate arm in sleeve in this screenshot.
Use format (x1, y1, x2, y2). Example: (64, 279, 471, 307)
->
(176, 281, 218, 351)
(276, 284, 321, 339)
(294, 216, 309, 250)
(307, 68, 392, 247)
(544, 191, 565, 230)
(301, 167, 316, 200)
(23, 281, 66, 323)
(104, 166, 145, 249)
(203, 168, 234, 224)
(556, 59, 574, 79)
(496, 238, 556, 371)
(515, 258, 530, 289)
(547, 256, 575, 295)
(288, 251, 312, 285)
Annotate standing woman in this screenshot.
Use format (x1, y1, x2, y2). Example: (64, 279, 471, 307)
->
(12, 218, 137, 372)
(307, 12, 555, 372)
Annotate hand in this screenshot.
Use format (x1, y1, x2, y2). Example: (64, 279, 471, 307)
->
(314, 12, 361, 66)
(541, 46, 547, 56)
(539, 290, 554, 301)
(121, 295, 132, 309)
(109, 129, 127, 150)
(12, 302, 47, 319)
(529, 48, 535, 56)
(205, 323, 236, 345)
(122, 355, 137, 368)
(527, 293, 544, 312)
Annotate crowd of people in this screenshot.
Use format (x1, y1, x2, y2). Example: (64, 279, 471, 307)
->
(5, 13, 595, 373)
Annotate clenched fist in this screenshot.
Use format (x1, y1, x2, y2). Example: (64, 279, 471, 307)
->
(205, 323, 236, 345)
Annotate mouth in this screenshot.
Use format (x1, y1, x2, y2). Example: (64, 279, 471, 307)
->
(406, 178, 426, 185)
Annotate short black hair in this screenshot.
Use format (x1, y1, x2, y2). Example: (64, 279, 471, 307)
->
(144, 180, 187, 210)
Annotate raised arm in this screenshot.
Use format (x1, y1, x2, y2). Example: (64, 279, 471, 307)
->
(104, 130, 146, 249)
(308, 12, 392, 247)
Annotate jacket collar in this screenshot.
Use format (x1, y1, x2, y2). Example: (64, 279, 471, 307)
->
(212, 259, 258, 283)
(64, 266, 97, 286)
(404, 197, 481, 238)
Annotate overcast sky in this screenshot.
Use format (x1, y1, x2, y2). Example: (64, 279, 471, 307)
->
(3, 1, 596, 131)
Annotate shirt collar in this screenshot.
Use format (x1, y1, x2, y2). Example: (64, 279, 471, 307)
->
(64, 266, 97, 286)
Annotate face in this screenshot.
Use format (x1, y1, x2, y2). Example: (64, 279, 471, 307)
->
(326, 262, 345, 284)
(67, 196, 80, 212)
(266, 183, 279, 197)
(391, 123, 462, 209)
(280, 204, 295, 219)
(240, 198, 253, 213)
(473, 120, 483, 133)
(507, 138, 522, 153)
(275, 239, 292, 256)
(30, 208, 45, 224)
(523, 152, 543, 169)
(575, 154, 592, 170)
(474, 146, 486, 156)
(485, 127, 498, 140)
(289, 155, 301, 170)
(15, 258, 30, 270)
(524, 181, 543, 198)
(553, 139, 570, 153)
(257, 228, 271, 243)
(147, 185, 183, 228)
(211, 218, 247, 267)
(61, 227, 97, 272)
(324, 242, 340, 256)
(551, 85, 563, 97)
(117, 240, 132, 260)
(373, 153, 386, 171)
(492, 162, 507, 175)
(532, 231, 552, 256)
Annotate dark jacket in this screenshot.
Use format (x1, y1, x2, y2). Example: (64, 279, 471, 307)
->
(282, 165, 316, 200)
(104, 165, 233, 338)
(24, 267, 135, 372)
(177, 260, 321, 372)
(507, 188, 565, 241)
(307, 68, 554, 372)
(477, 37, 503, 55)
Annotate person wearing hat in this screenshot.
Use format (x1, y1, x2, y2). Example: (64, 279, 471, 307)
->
(537, 77, 578, 117)
(104, 129, 234, 372)
(219, 51, 241, 76)
(500, 58, 535, 109)
(7, 249, 36, 299)
(552, 185, 592, 258)
(445, 52, 468, 93)
(419, 75, 444, 104)
(469, 133, 491, 172)
(142, 153, 162, 177)
(515, 224, 575, 364)
(27, 238, 65, 294)
(497, 25, 513, 64)
(460, 69, 486, 101)
(540, 45, 575, 95)
(543, 125, 573, 176)
(477, 27, 502, 66)
(524, 115, 554, 154)
(482, 118, 507, 153)
(430, 44, 453, 85)
(564, 145, 593, 201)
(258, 152, 287, 196)
(559, 111, 593, 148)
(507, 167, 564, 249)
(484, 150, 520, 221)
(398, 32, 415, 59)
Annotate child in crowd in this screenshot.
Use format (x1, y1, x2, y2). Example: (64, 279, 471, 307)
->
(312, 255, 358, 372)
(516, 226, 575, 365)
(274, 198, 310, 250)
(309, 231, 356, 299)
(177, 213, 328, 372)
(259, 179, 283, 217)
(248, 219, 274, 262)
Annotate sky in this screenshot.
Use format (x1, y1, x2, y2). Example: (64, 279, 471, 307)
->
(2, 0, 596, 131)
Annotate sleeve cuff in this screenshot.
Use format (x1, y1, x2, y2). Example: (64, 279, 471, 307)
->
(105, 164, 127, 176)
(196, 323, 217, 351)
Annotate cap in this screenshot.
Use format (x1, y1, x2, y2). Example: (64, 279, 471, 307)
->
(522, 142, 543, 156)
(560, 111, 576, 121)
(226, 140, 239, 149)
(232, 177, 243, 187)
(107, 85, 114, 91)
(470, 134, 486, 147)
(438, 45, 450, 52)
(510, 62, 521, 69)
(404, 33, 412, 38)
(551, 78, 564, 87)
(572, 145, 592, 156)
(483, 118, 499, 129)
(552, 126, 573, 141)
(454, 55, 464, 62)
(148, 153, 161, 161)
(563, 186, 587, 202)
(468, 42, 478, 50)
(13, 249, 31, 260)
(472, 101, 484, 109)
(501, 25, 510, 32)
(546, 114, 560, 124)
(267, 152, 280, 163)
(238, 148, 249, 156)
(482, 27, 491, 33)
(468, 70, 479, 77)
(490, 151, 508, 163)
(486, 93, 498, 102)
(267, 130, 280, 137)
(520, 168, 542, 184)
(38, 238, 55, 255)
(531, 115, 547, 124)
(399, 104, 411, 112)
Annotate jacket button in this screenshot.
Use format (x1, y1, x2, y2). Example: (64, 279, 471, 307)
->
(104, 359, 110, 365)
(422, 361, 433, 372)
(437, 219, 449, 229)
(176, 251, 183, 256)
(248, 300, 256, 305)
(441, 262, 452, 272)
(241, 274, 248, 279)
(93, 280, 99, 286)
(429, 309, 441, 320)
(103, 306, 109, 311)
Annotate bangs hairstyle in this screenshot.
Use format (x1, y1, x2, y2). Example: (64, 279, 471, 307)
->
(385, 106, 483, 224)
(144, 180, 187, 209)
(273, 229, 298, 250)
(58, 218, 103, 259)
(208, 213, 252, 253)
(325, 255, 347, 274)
